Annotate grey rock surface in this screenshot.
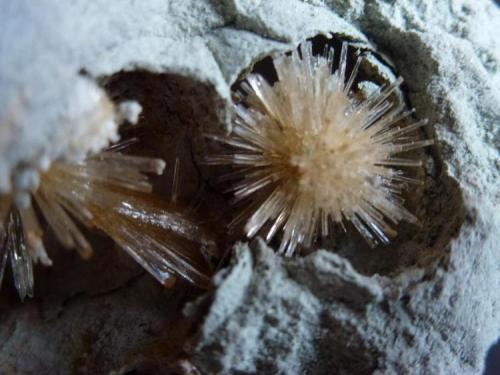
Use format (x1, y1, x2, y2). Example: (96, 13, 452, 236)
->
(0, 237, 198, 374)
(193, 212, 498, 374)
(0, 0, 499, 374)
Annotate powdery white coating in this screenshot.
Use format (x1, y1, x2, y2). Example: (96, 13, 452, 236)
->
(117, 101, 143, 125)
(0, 76, 119, 193)
(0, 0, 228, 194)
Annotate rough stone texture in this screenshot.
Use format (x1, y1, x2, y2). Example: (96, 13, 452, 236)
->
(193, 214, 498, 374)
(0, 0, 499, 374)
(0, 236, 202, 374)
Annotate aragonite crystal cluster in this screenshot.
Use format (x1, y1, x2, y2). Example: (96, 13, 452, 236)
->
(0, 39, 434, 300)
(206, 41, 433, 255)
(0, 141, 213, 300)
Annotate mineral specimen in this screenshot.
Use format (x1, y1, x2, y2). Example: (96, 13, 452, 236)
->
(206, 41, 433, 255)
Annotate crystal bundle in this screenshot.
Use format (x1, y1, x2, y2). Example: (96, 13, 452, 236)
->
(1, 147, 214, 299)
(206, 41, 433, 255)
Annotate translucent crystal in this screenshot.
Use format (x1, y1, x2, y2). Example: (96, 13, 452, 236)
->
(6, 209, 34, 300)
(34, 150, 212, 287)
(0, 228, 8, 288)
(206, 41, 433, 254)
(0, 145, 214, 299)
